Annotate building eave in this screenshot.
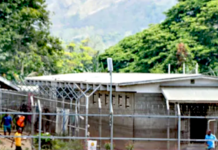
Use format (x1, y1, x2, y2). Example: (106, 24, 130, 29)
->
(118, 75, 216, 87)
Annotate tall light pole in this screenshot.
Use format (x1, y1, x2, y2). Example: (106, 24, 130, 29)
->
(107, 58, 113, 150)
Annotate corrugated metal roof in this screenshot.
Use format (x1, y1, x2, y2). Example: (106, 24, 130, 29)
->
(25, 73, 215, 86)
(162, 87, 218, 103)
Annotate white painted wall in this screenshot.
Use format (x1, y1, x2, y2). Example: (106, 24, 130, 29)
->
(116, 78, 218, 93)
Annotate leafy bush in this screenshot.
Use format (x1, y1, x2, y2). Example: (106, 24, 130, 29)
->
(34, 133, 83, 150)
(34, 133, 52, 149)
(125, 143, 134, 150)
(104, 142, 114, 150)
(34, 132, 52, 143)
(52, 139, 83, 150)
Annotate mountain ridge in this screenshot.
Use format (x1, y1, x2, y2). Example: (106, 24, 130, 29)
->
(46, 0, 177, 50)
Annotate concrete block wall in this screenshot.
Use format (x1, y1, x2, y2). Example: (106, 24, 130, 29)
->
(133, 93, 177, 150)
(87, 92, 178, 150)
(87, 91, 134, 150)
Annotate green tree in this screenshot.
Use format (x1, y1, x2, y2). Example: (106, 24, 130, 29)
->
(99, 0, 218, 74)
(0, 0, 63, 81)
(59, 39, 104, 73)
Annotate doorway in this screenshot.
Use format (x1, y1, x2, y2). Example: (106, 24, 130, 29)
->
(190, 118, 207, 141)
(189, 104, 208, 142)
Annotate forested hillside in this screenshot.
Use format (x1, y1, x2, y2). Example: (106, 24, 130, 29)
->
(46, 0, 177, 51)
(99, 0, 218, 74)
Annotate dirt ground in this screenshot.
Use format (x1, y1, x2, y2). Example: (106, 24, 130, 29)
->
(0, 130, 32, 150)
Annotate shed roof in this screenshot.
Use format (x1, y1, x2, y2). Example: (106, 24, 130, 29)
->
(0, 77, 19, 91)
(162, 87, 218, 103)
(25, 73, 216, 86)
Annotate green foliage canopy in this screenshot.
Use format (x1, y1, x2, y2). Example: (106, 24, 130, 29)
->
(99, 0, 218, 73)
(0, 0, 63, 80)
(58, 39, 104, 73)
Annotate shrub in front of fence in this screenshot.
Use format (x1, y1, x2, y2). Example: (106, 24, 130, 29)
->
(104, 142, 114, 150)
(52, 139, 83, 150)
(125, 143, 134, 150)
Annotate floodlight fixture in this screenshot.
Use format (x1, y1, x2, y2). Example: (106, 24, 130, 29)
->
(107, 58, 113, 72)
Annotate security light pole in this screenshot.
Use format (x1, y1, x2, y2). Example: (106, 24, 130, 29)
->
(107, 58, 113, 150)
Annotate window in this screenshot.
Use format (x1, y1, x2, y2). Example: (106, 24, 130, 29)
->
(191, 79, 195, 84)
(125, 96, 130, 108)
(93, 94, 97, 104)
(118, 95, 122, 106)
(105, 94, 109, 105)
(112, 95, 115, 105)
(98, 94, 102, 104)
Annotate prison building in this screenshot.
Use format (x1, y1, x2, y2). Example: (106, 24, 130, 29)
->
(25, 73, 218, 150)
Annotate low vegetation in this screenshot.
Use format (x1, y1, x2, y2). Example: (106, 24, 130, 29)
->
(104, 142, 114, 150)
(34, 133, 83, 150)
(52, 140, 83, 150)
(125, 143, 134, 150)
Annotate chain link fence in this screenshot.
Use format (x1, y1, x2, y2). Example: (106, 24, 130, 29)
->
(0, 81, 218, 150)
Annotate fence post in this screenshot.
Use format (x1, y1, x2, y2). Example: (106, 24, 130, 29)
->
(69, 98, 72, 136)
(78, 97, 81, 136)
(177, 104, 181, 150)
(85, 96, 89, 149)
(0, 89, 2, 112)
(108, 59, 114, 150)
(31, 97, 36, 150)
(183, 63, 185, 74)
(75, 98, 78, 136)
(110, 112, 114, 150)
(98, 98, 102, 150)
(167, 109, 170, 150)
(63, 109, 65, 134)
(168, 64, 171, 74)
(38, 100, 42, 150)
